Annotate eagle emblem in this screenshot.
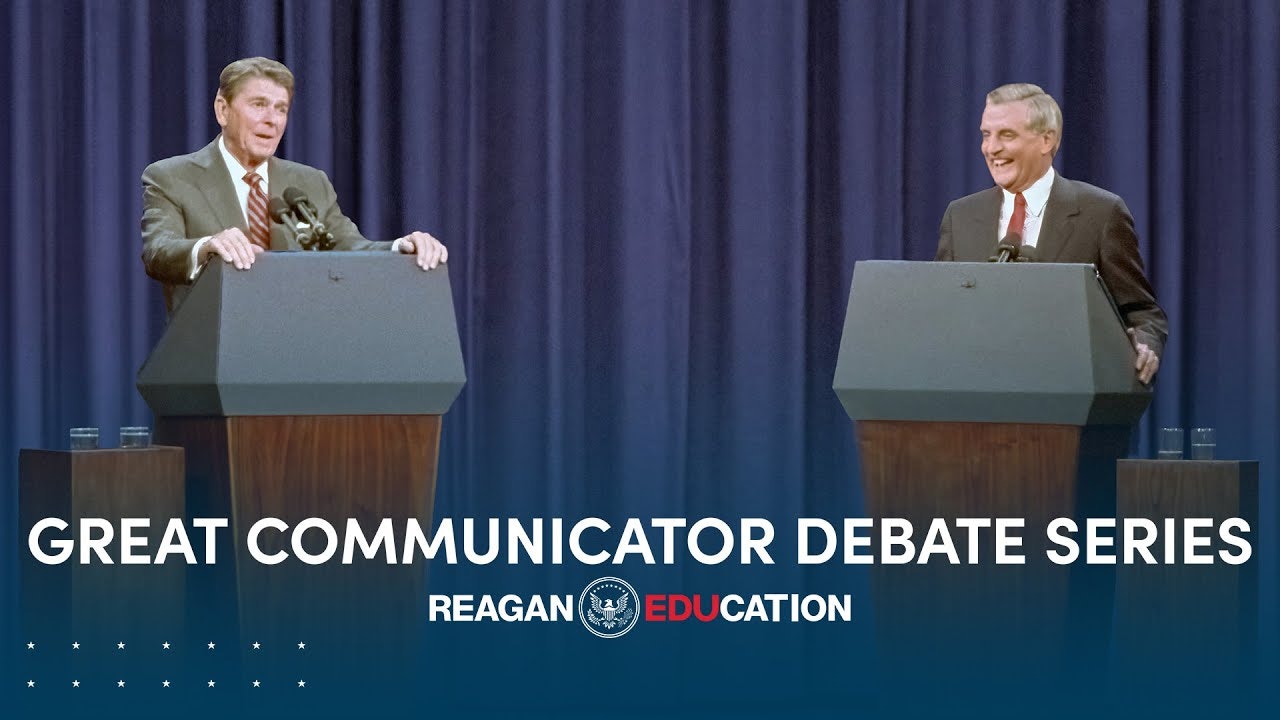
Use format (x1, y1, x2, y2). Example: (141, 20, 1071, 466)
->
(589, 592, 631, 627)
(579, 577, 640, 638)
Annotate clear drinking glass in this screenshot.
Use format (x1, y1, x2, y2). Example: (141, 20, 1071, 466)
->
(120, 426, 152, 448)
(69, 427, 100, 450)
(1157, 427, 1183, 460)
(1190, 428, 1215, 460)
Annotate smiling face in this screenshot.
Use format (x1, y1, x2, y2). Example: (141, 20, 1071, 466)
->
(980, 100, 1056, 193)
(215, 76, 291, 171)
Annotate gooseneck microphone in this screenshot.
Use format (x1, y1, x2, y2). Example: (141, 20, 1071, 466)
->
(281, 187, 336, 250)
(282, 187, 325, 235)
(990, 235, 1022, 263)
(269, 196, 321, 250)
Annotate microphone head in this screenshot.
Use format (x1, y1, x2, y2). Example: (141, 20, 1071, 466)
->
(989, 234, 1023, 262)
(268, 197, 293, 224)
(1017, 244, 1037, 262)
(282, 186, 310, 210)
(1000, 235, 1021, 260)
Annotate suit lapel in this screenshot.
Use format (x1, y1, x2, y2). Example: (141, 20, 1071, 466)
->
(267, 156, 293, 204)
(967, 187, 1002, 256)
(195, 137, 248, 233)
(1037, 173, 1079, 262)
(267, 157, 294, 250)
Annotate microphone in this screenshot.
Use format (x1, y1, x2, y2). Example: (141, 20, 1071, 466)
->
(282, 187, 335, 250)
(990, 235, 1021, 263)
(268, 197, 294, 224)
(1016, 244, 1038, 262)
(282, 187, 327, 236)
(270, 196, 320, 249)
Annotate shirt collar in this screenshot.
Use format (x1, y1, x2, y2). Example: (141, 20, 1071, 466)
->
(217, 135, 270, 184)
(1002, 165, 1055, 217)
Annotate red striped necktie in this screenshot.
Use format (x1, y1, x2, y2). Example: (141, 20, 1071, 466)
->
(244, 171, 271, 250)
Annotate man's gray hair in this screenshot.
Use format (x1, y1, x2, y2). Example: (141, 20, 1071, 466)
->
(987, 83, 1062, 154)
(218, 57, 295, 102)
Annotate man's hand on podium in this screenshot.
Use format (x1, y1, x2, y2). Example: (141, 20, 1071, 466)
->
(396, 231, 448, 270)
(1128, 328, 1160, 385)
(200, 227, 264, 270)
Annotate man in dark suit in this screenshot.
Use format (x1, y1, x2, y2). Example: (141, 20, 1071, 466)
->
(141, 57, 446, 309)
(935, 83, 1167, 384)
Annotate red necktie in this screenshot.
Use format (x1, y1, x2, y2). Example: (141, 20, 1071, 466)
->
(245, 171, 271, 250)
(1007, 191, 1027, 241)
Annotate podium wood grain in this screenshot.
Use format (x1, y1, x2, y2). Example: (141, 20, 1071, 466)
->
(155, 415, 440, 668)
(855, 420, 1122, 698)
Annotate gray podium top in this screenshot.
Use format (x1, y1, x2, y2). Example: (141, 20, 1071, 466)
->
(137, 252, 466, 416)
(833, 260, 1151, 425)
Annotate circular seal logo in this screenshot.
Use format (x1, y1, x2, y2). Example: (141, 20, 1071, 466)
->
(579, 576, 640, 639)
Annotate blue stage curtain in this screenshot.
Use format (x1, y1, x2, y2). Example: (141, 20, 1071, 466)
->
(2, 0, 1277, 670)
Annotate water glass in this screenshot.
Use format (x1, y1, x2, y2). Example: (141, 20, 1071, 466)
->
(1157, 427, 1183, 460)
(69, 427, 100, 450)
(120, 426, 152, 448)
(1190, 428, 1215, 460)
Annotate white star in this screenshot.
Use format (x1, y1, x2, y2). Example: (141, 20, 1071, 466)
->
(162, 642, 171, 650)
(297, 642, 306, 649)
(72, 680, 80, 688)
(207, 680, 216, 688)
(162, 680, 171, 688)
(27, 680, 34, 688)
(252, 642, 261, 650)
(252, 680, 261, 688)
(117, 642, 125, 650)
(207, 642, 216, 650)
(26, 642, 34, 650)
(117, 680, 126, 688)
(297, 680, 306, 688)
(71, 642, 80, 650)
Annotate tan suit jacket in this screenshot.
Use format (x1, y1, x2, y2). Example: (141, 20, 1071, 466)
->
(141, 137, 391, 308)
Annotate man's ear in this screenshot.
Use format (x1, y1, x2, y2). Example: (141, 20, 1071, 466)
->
(213, 94, 228, 127)
(1042, 129, 1058, 157)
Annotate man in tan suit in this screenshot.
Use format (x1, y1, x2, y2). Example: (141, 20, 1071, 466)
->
(141, 57, 446, 309)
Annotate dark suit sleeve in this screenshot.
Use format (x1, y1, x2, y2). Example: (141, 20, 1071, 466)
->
(315, 172, 392, 252)
(1099, 198, 1168, 357)
(935, 202, 955, 261)
(141, 163, 201, 285)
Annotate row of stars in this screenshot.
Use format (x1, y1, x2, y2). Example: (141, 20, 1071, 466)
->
(25, 680, 307, 688)
(25, 641, 307, 650)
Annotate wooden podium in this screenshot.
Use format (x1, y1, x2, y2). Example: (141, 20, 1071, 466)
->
(136, 253, 465, 690)
(833, 261, 1152, 706)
